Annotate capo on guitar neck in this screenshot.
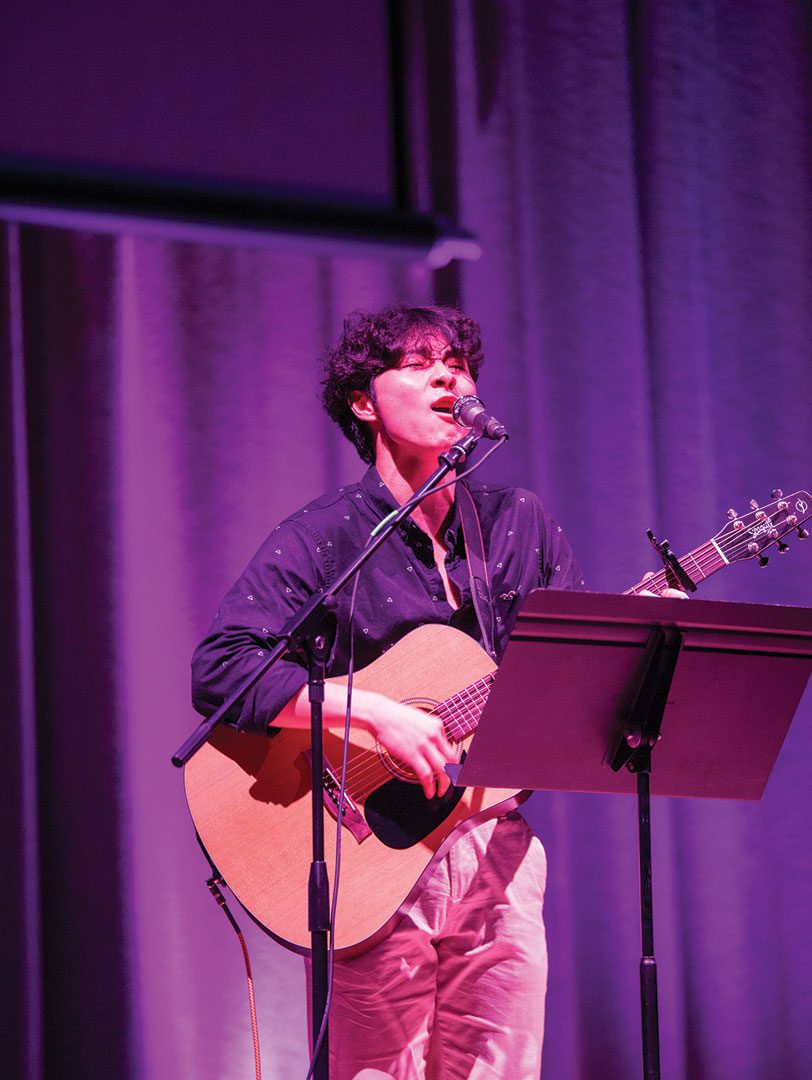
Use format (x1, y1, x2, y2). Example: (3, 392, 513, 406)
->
(646, 529, 698, 593)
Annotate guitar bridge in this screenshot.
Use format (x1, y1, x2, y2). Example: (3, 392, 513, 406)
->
(302, 750, 372, 843)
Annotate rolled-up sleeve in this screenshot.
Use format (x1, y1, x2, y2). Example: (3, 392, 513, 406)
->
(191, 518, 327, 734)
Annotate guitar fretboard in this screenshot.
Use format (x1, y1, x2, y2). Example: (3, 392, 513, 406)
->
(624, 540, 726, 596)
(436, 672, 496, 740)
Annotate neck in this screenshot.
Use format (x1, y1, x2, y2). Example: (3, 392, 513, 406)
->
(375, 450, 455, 539)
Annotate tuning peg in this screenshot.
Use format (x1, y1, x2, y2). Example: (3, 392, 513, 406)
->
(758, 554, 770, 567)
(798, 527, 809, 539)
(727, 508, 738, 519)
(777, 541, 790, 553)
(771, 488, 783, 499)
(750, 499, 760, 509)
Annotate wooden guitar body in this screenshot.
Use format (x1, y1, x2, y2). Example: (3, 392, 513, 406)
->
(185, 623, 527, 956)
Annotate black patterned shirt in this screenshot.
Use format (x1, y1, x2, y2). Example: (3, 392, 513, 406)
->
(192, 466, 585, 734)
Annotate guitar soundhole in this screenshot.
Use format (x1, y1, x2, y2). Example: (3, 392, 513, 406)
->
(377, 697, 463, 783)
(364, 769, 465, 850)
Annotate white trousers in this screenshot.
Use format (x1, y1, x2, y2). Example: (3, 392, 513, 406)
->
(311, 812, 548, 1080)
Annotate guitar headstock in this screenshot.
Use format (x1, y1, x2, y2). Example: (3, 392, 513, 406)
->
(713, 490, 811, 566)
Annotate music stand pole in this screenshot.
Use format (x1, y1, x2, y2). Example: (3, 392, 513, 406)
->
(636, 766, 659, 1080)
(610, 624, 683, 1079)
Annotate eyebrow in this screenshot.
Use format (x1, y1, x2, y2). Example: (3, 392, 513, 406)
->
(401, 345, 464, 361)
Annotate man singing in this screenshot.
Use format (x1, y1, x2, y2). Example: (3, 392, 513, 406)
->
(192, 304, 671, 1078)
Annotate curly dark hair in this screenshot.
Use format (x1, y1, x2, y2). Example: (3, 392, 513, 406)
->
(321, 303, 484, 463)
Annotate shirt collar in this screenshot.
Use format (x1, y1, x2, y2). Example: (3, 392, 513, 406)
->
(359, 466, 464, 553)
(359, 466, 400, 518)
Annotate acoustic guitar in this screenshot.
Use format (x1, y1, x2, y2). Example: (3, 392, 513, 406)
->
(185, 490, 810, 955)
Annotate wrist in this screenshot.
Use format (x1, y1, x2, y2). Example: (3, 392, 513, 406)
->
(321, 682, 382, 733)
(348, 688, 388, 735)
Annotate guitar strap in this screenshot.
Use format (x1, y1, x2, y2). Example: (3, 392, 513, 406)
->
(457, 483, 498, 661)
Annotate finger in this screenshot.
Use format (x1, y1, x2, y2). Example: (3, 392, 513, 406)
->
(434, 737, 456, 764)
(426, 724, 455, 760)
(427, 764, 450, 797)
(415, 749, 450, 798)
(414, 761, 436, 799)
(424, 738, 453, 777)
(429, 751, 453, 798)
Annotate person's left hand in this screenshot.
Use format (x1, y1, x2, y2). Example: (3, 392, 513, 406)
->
(639, 572, 689, 599)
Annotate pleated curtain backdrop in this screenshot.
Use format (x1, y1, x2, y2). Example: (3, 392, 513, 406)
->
(2, 2, 812, 1078)
(454, 3, 812, 1077)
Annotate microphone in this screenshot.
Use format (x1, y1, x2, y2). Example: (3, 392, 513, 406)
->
(451, 395, 509, 440)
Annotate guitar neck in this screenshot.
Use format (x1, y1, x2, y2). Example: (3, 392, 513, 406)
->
(624, 539, 726, 595)
(439, 540, 726, 736)
(437, 672, 496, 740)
(438, 487, 811, 732)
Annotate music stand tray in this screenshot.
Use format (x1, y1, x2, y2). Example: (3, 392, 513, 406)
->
(458, 590, 812, 798)
(456, 589, 812, 1079)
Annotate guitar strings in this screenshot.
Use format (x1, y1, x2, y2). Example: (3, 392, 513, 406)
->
(625, 539, 721, 595)
(339, 671, 495, 794)
(338, 681, 493, 794)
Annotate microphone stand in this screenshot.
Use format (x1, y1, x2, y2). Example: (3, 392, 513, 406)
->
(172, 428, 483, 1080)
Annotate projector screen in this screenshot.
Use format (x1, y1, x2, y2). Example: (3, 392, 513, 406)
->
(0, 0, 394, 206)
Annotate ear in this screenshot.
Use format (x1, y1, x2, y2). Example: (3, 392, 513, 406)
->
(349, 388, 377, 424)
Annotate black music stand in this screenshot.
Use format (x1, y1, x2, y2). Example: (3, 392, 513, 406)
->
(455, 589, 812, 1080)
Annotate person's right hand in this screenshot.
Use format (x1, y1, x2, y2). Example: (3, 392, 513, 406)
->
(280, 681, 456, 800)
(358, 691, 455, 799)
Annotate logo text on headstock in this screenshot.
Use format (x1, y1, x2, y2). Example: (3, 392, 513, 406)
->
(748, 516, 776, 539)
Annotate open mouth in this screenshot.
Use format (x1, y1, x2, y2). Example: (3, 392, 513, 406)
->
(431, 397, 457, 417)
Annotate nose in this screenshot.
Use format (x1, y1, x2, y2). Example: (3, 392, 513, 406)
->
(430, 358, 457, 387)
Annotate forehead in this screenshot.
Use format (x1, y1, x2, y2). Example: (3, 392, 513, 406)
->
(398, 331, 456, 357)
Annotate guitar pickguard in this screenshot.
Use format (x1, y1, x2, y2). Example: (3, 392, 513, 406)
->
(364, 774, 466, 850)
